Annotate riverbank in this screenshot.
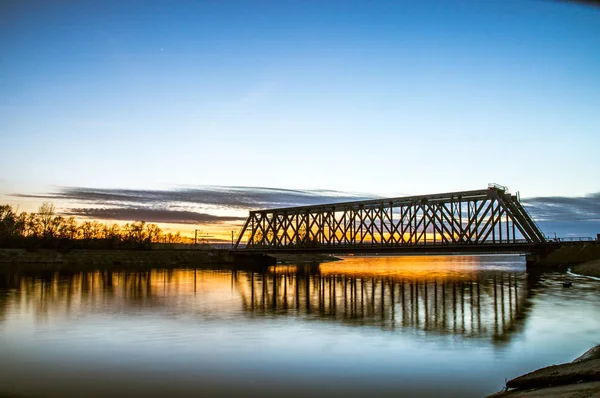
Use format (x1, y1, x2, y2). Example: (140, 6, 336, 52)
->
(0, 248, 342, 272)
(488, 345, 600, 397)
(0, 248, 276, 270)
(571, 259, 600, 278)
(535, 242, 600, 273)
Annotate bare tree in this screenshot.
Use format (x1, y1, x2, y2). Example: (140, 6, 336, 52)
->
(146, 224, 163, 243)
(38, 202, 56, 238)
(0, 202, 191, 250)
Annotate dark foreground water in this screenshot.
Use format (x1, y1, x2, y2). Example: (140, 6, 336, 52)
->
(1, 255, 599, 398)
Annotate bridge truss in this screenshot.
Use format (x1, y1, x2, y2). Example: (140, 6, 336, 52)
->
(234, 185, 546, 251)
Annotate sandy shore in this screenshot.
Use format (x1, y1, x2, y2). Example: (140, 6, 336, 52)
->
(488, 381, 600, 397)
(488, 346, 600, 397)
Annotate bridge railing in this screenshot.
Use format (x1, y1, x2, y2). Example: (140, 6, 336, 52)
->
(547, 236, 594, 242)
(488, 183, 508, 192)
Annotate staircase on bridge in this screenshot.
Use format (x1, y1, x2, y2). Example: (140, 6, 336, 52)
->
(234, 185, 546, 253)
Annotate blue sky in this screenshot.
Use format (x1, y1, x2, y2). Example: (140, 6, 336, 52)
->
(1, 0, 599, 235)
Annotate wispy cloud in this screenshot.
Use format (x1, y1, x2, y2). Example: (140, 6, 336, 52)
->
(62, 207, 246, 225)
(523, 193, 600, 222)
(14, 185, 375, 209)
(13, 185, 376, 224)
(11, 186, 600, 228)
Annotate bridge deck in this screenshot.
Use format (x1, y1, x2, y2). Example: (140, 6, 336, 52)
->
(236, 242, 550, 255)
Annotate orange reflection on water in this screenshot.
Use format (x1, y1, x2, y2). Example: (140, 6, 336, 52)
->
(268, 265, 298, 274)
(6, 269, 240, 322)
(320, 255, 505, 281)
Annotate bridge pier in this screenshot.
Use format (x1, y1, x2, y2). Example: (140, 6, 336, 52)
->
(525, 253, 543, 271)
(525, 244, 563, 272)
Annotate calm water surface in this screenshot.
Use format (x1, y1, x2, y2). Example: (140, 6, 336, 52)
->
(1, 255, 599, 398)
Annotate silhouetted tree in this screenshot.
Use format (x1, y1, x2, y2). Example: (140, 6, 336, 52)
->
(38, 202, 57, 238)
(0, 203, 192, 250)
(0, 205, 23, 244)
(165, 232, 182, 244)
(146, 223, 163, 244)
(25, 212, 42, 238)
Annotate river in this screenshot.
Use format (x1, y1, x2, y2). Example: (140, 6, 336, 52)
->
(1, 255, 599, 397)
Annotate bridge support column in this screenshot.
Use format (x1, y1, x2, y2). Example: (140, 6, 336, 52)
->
(525, 253, 542, 271)
(525, 244, 564, 272)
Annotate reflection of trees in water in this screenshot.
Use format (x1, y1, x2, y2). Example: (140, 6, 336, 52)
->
(237, 266, 538, 344)
(0, 270, 155, 322)
(0, 272, 18, 324)
(0, 269, 230, 321)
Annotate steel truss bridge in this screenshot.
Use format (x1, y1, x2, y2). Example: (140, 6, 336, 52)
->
(234, 185, 547, 254)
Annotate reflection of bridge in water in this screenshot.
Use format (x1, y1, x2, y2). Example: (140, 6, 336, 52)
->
(0, 264, 536, 344)
(236, 265, 534, 343)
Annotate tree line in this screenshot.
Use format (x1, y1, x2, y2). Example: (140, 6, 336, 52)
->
(0, 203, 183, 249)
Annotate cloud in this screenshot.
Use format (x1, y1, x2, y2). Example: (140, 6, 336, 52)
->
(523, 192, 600, 222)
(13, 186, 375, 210)
(62, 207, 245, 225)
(13, 185, 600, 228)
(12, 185, 376, 225)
